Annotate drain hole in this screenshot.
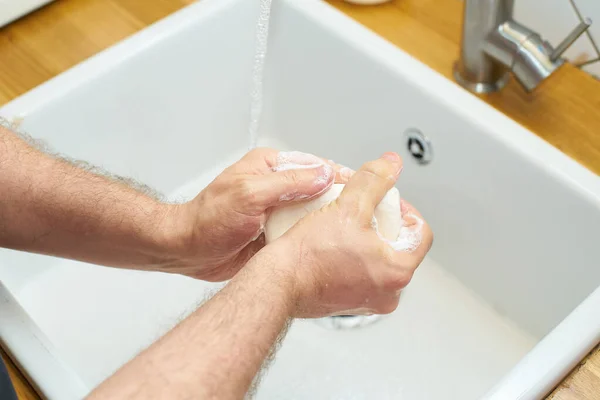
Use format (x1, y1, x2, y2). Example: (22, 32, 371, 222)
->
(314, 315, 382, 330)
(405, 129, 433, 165)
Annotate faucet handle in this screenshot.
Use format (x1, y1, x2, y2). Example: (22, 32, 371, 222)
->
(551, 18, 592, 61)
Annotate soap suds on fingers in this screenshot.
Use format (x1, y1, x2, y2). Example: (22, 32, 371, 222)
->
(273, 152, 334, 202)
(382, 213, 424, 253)
(277, 166, 333, 202)
(339, 167, 355, 180)
(274, 163, 324, 172)
(279, 192, 312, 202)
(314, 164, 333, 187)
(274, 151, 324, 169)
(273, 151, 327, 174)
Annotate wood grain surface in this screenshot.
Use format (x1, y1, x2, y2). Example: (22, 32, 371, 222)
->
(0, 0, 598, 399)
(1, 348, 40, 400)
(548, 344, 600, 400)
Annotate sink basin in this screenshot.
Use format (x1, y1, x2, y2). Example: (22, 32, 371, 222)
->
(1, 0, 599, 399)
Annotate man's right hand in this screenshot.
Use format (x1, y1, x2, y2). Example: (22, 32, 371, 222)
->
(263, 152, 433, 318)
(88, 153, 433, 400)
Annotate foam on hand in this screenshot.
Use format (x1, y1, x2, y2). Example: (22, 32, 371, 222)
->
(265, 184, 402, 243)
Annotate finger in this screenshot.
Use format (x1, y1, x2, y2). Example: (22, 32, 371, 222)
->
(268, 150, 326, 171)
(336, 166, 355, 184)
(338, 153, 403, 221)
(400, 199, 421, 218)
(399, 200, 433, 261)
(230, 147, 329, 173)
(324, 163, 353, 184)
(241, 149, 353, 184)
(247, 163, 334, 209)
(401, 215, 433, 262)
(266, 151, 352, 180)
(227, 148, 278, 174)
(385, 203, 433, 268)
(321, 160, 354, 184)
(230, 149, 351, 184)
(320, 158, 355, 184)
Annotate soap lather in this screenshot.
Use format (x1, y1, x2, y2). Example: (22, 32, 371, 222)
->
(265, 184, 401, 243)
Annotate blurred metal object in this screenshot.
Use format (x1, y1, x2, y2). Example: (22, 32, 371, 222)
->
(551, 18, 592, 62)
(454, 0, 592, 93)
(405, 129, 433, 165)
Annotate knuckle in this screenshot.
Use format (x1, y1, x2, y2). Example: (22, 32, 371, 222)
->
(338, 198, 362, 218)
(237, 178, 259, 205)
(244, 147, 270, 164)
(361, 160, 396, 182)
(384, 270, 412, 291)
(383, 246, 398, 264)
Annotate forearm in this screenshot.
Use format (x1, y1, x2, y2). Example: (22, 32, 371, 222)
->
(88, 249, 294, 400)
(0, 125, 177, 269)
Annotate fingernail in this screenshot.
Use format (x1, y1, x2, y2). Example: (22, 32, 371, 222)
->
(381, 152, 402, 178)
(381, 152, 400, 163)
(400, 199, 409, 214)
(397, 165, 404, 178)
(340, 166, 355, 180)
(315, 164, 334, 187)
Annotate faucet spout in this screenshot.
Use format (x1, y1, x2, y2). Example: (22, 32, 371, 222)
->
(454, 0, 591, 93)
(485, 21, 564, 92)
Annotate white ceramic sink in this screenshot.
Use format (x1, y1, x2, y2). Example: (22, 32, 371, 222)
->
(1, 0, 599, 399)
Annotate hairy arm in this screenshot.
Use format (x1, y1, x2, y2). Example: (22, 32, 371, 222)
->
(85, 153, 434, 400)
(87, 248, 294, 400)
(0, 124, 177, 270)
(0, 124, 339, 278)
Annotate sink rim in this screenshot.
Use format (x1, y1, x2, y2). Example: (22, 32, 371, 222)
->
(0, 0, 599, 398)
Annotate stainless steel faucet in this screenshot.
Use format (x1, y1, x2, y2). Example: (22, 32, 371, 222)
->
(454, 0, 592, 93)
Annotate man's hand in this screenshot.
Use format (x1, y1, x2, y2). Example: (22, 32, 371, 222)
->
(1, 123, 351, 279)
(267, 152, 433, 317)
(88, 153, 432, 400)
(161, 148, 348, 281)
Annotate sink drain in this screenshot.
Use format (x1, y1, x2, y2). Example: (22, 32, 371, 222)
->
(405, 129, 433, 165)
(314, 315, 382, 330)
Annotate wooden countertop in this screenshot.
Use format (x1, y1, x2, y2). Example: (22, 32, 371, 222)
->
(329, 0, 600, 178)
(0, 0, 598, 399)
(0, 348, 39, 400)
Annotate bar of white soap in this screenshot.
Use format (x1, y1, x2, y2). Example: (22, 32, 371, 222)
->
(265, 184, 401, 243)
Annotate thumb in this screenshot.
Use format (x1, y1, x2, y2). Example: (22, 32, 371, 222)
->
(251, 163, 334, 209)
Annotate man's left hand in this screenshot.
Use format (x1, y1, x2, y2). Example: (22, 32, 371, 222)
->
(159, 148, 348, 281)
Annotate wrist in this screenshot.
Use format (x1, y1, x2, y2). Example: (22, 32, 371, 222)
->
(146, 203, 196, 269)
(239, 244, 299, 317)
